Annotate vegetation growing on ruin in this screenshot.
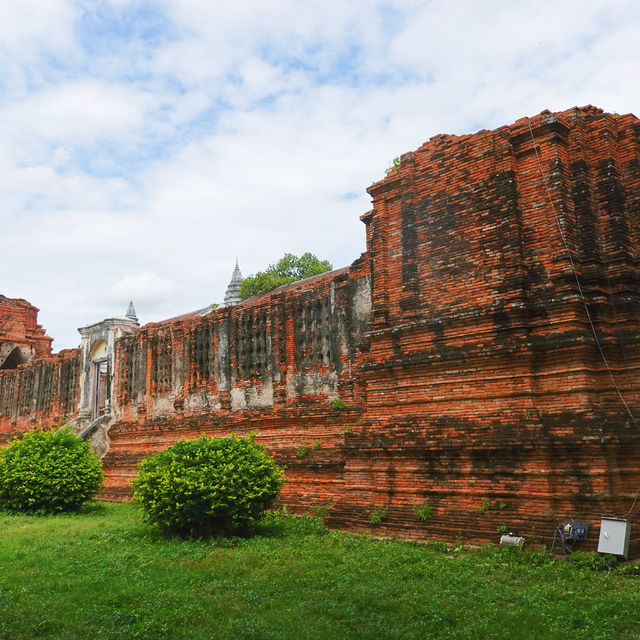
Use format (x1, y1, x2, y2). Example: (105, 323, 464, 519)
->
(239, 252, 333, 299)
(368, 505, 388, 525)
(0, 428, 103, 514)
(132, 434, 284, 538)
(1, 502, 640, 639)
(413, 501, 434, 522)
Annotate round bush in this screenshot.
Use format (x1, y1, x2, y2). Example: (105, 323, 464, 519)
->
(132, 434, 285, 538)
(0, 429, 104, 513)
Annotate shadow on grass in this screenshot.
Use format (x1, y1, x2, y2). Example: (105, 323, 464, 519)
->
(138, 512, 330, 547)
(79, 500, 109, 515)
(0, 499, 111, 519)
(228, 512, 328, 542)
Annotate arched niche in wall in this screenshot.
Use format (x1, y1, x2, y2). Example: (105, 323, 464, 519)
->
(90, 340, 108, 362)
(90, 340, 109, 420)
(0, 346, 27, 370)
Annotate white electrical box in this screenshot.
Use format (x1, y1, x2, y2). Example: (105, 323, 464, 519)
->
(598, 518, 631, 558)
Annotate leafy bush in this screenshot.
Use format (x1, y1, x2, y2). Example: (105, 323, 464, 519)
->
(0, 429, 104, 513)
(132, 434, 285, 538)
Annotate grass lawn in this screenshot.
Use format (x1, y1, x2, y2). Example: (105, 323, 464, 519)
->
(0, 502, 639, 640)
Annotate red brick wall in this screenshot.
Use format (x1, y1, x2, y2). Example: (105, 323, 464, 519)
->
(2, 106, 640, 554)
(0, 296, 52, 367)
(0, 349, 81, 441)
(101, 263, 372, 511)
(348, 106, 640, 551)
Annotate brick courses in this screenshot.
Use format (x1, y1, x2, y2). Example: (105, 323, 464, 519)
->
(353, 106, 640, 551)
(0, 296, 52, 368)
(1, 105, 640, 553)
(0, 349, 80, 438)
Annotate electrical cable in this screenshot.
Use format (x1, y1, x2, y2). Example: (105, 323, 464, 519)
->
(617, 483, 640, 519)
(603, 266, 640, 406)
(528, 121, 639, 429)
(528, 121, 640, 521)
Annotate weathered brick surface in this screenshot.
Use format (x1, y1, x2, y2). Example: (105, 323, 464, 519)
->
(0, 349, 81, 440)
(99, 264, 372, 511)
(2, 106, 640, 554)
(0, 295, 52, 368)
(351, 106, 640, 552)
(0, 297, 77, 439)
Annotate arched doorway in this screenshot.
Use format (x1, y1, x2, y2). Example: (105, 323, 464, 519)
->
(0, 346, 27, 370)
(77, 312, 139, 426)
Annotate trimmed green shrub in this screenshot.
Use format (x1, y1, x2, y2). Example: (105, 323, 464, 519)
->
(132, 434, 285, 538)
(0, 429, 104, 513)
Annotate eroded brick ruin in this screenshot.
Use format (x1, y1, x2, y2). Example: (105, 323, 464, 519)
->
(0, 296, 53, 369)
(2, 106, 640, 553)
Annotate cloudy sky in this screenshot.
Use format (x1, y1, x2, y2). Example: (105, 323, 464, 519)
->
(2, 0, 638, 350)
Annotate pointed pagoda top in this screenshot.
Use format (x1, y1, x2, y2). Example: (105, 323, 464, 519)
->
(224, 260, 243, 306)
(125, 301, 140, 326)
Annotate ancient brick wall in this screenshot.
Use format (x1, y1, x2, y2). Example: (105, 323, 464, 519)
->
(0, 349, 81, 442)
(0, 295, 52, 369)
(344, 106, 640, 552)
(2, 106, 640, 555)
(0, 296, 73, 442)
(100, 263, 372, 504)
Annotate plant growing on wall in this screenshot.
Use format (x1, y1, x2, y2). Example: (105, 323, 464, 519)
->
(310, 503, 331, 518)
(132, 434, 285, 538)
(413, 501, 434, 522)
(385, 156, 401, 175)
(369, 506, 388, 526)
(0, 429, 104, 513)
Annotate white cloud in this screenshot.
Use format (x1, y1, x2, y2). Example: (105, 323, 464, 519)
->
(108, 272, 183, 306)
(1, 0, 640, 350)
(0, 81, 153, 158)
(0, 0, 77, 55)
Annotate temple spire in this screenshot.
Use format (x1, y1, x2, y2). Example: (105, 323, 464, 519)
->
(224, 260, 243, 306)
(126, 301, 139, 326)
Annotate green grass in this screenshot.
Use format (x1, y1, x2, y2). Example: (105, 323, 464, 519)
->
(1, 503, 640, 639)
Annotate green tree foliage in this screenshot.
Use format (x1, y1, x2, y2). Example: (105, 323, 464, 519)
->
(132, 434, 285, 538)
(0, 429, 104, 513)
(239, 252, 333, 300)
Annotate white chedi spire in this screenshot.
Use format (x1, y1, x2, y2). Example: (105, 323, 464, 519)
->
(125, 301, 140, 326)
(224, 260, 243, 306)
